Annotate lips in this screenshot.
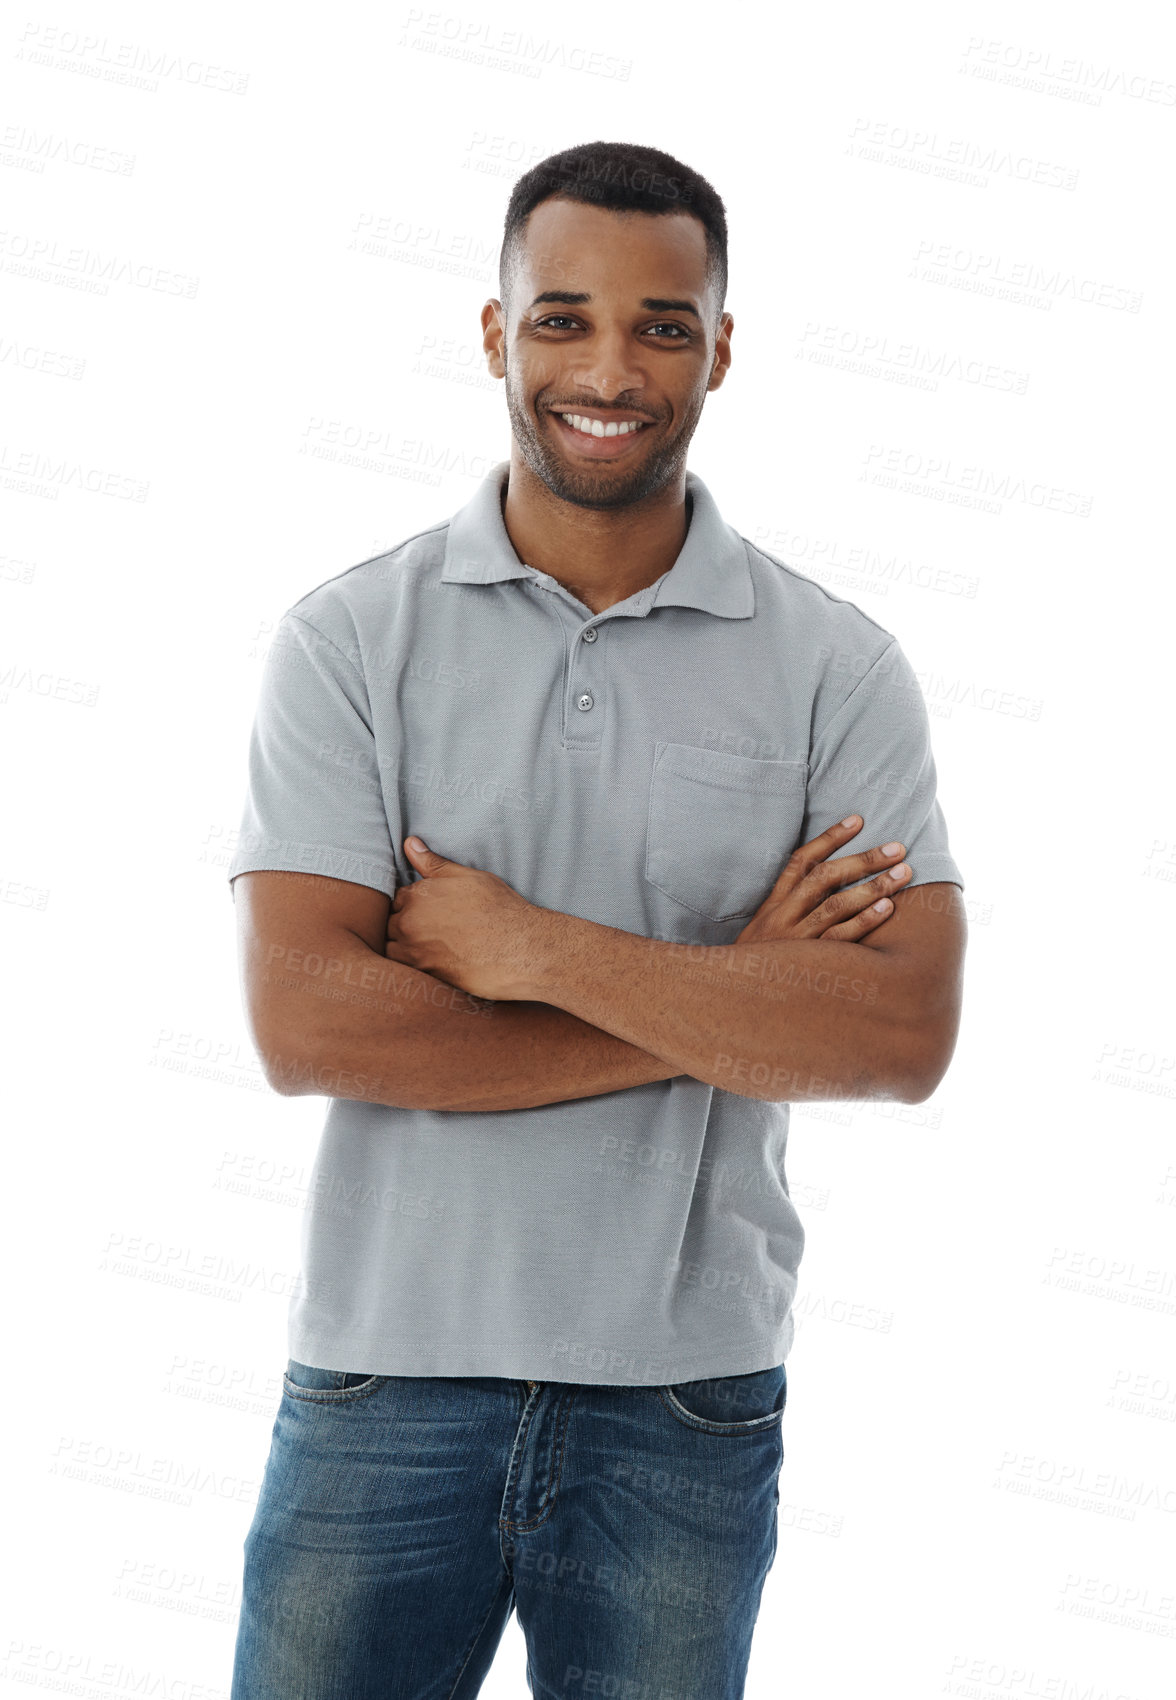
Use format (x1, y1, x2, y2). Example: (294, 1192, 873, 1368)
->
(548, 410, 655, 460)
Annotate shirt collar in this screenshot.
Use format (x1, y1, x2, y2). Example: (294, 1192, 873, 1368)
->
(441, 459, 754, 619)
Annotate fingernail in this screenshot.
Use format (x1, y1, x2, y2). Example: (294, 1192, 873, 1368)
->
(881, 842, 903, 855)
(889, 863, 909, 880)
(842, 815, 861, 828)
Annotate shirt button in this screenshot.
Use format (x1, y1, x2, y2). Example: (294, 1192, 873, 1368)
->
(582, 627, 598, 642)
(577, 692, 593, 712)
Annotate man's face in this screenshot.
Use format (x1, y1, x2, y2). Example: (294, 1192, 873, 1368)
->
(482, 197, 732, 510)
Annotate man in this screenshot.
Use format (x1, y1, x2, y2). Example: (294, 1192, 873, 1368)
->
(227, 140, 966, 1698)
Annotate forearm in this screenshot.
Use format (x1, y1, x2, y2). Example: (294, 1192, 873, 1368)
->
(265, 939, 681, 1110)
(518, 914, 928, 1104)
(414, 996, 683, 1112)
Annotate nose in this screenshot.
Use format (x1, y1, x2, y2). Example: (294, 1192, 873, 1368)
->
(570, 329, 648, 405)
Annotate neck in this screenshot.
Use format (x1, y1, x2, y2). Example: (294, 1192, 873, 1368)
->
(501, 450, 691, 616)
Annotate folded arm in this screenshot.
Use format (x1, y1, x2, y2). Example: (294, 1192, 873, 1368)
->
(235, 871, 964, 1112)
(508, 879, 966, 1104)
(233, 870, 682, 1111)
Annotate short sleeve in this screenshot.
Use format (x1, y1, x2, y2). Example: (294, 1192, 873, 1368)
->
(226, 612, 397, 898)
(800, 636, 964, 891)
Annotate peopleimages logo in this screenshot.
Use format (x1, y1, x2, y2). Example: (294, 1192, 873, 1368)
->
(847, 117, 1079, 191)
(911, 241, 1143, 314)
(556, 157, 692, 204)
(959, 37, 1176, 106)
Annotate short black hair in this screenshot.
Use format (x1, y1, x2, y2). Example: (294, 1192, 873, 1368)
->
(500, 140, 728, 334)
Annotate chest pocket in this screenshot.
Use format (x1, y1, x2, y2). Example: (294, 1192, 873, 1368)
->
(645, 742, 810, 923)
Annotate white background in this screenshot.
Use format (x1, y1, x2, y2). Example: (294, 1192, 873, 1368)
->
(2, 1, 1174, 1695)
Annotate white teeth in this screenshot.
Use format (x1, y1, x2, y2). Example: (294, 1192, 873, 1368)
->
(559, 413, 646, 438)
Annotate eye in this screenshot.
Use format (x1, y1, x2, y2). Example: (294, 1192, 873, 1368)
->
(533, 316, 690, 339)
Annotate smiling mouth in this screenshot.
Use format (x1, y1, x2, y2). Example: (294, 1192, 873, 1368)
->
(547, 409, 656, 459)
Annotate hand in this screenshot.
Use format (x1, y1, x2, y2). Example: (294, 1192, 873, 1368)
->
(384, 836, 543, 1001)
(734, 816, 911, 946)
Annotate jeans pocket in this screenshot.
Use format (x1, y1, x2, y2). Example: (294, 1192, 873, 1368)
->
(659, 1363, 787, 1434)
(282, 1358, 387, 1403)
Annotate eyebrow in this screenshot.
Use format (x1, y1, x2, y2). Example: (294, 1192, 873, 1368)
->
(527, 290, 702, 323)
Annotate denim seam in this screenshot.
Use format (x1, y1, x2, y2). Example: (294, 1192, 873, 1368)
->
(657, 1384, 784, 1435)
(443, 1576, 513, 1700)
(500, 1390, 577, 1533)
(280, 1371, 389, 1404)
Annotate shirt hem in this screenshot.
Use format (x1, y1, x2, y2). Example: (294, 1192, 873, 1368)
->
(905, 859, 964, 891)
(226, 855, 397, 898)
(287, 1327, 794, 1386)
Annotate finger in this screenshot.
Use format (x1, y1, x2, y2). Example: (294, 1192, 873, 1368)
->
(771, 817, 898, 896)
(787, 860, 912, 940)
(819, 895, 896, 942)
(757, 837, 908, 935)
(784, 834, 907, 895)
(786, 815, 865, 877)
(753, 817, 867, 912)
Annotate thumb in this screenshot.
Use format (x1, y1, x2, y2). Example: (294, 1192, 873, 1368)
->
(404, 835, 449, 874)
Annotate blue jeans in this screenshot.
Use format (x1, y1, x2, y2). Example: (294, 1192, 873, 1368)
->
(230, 1357, 787, 1698)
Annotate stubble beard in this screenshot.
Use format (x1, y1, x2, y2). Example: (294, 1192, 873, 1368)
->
(501, 350, 705, 512)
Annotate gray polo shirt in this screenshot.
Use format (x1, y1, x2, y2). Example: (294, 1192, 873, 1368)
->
(227, 459, 964, 1385)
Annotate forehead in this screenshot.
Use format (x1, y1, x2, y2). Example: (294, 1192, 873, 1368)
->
(516, 197, 710, 299)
